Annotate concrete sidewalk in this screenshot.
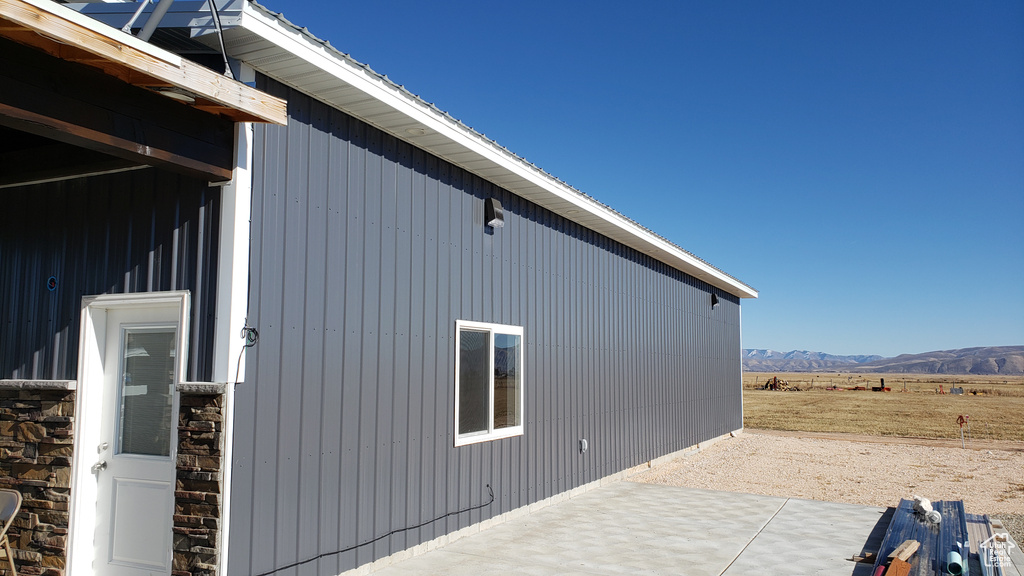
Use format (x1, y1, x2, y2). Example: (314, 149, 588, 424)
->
(371, 482, 890, 576)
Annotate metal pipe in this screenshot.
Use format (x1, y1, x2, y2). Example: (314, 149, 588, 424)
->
(121, 0, 151, 34)
(138, 0, 175, 42)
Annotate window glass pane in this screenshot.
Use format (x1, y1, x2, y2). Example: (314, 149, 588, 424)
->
(493, 333, 521, 429)
(119, 329, 176, 456)
(459, 329, 489, 435)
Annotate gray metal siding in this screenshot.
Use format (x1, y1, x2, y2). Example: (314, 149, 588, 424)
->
(0, 168, 220, 381)
(231, 75, 742, 576)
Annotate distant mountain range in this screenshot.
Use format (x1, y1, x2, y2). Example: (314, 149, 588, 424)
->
(743, 346, 1024, 375)
(743, 349, 883, 372)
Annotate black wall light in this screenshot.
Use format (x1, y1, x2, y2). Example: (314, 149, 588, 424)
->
(485, 197, 504, 228)
(711, 293, 720, 308)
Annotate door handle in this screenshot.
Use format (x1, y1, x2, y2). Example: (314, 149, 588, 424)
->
(91, 460, 107, 473)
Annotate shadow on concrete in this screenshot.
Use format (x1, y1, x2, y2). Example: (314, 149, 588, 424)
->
(852, 506, 896, 576)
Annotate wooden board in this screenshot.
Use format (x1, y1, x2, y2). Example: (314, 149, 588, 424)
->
(0, 0, 286, 125)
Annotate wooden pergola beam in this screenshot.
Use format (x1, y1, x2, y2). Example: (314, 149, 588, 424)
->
(1, 37, 235, 182)
(0, 0, 287, 125)
(0, 142, 145, 189)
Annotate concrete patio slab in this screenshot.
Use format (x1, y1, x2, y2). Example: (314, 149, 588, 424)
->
(370, 482, 890, 576)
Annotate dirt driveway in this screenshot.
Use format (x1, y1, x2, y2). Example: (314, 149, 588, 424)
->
(630, 429, 1024, 542)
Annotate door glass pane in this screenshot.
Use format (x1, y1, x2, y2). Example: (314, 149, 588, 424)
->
(119, 328, 176, 456)
(493, 333, 521, 429)
(458, 329, 489, 435)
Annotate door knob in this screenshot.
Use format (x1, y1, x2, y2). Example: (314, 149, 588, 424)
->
(91, 460, 107, 473)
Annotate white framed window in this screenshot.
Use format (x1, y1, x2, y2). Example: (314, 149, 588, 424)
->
(454, 320, 524, 446)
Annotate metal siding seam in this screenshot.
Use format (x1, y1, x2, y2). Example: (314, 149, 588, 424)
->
(361, 122, 386, 563)
(573, 226, 583, 487)
(406, 143, 426, 543)
(334, 113, 360, 572)
(654, 267, 663, 454)
(547, 207, 556, 493)
(586, 231, 596, 483)
(372, 130, 397, 557)
(420, 152, 440, 544)
(644, 259, 652, 458)
(612, 245, 622, 471)
(432, 160, 449, 541)
(638, 262, 647, 460)
(559, 220, 568, 490)
(575, 226, 582, 483)
(391, 137, 413, 554)
(627, 254, 636, 465)
(276, 87, 309, 570)
(296, 96, 329, 570)
(444, 164, 460, 536)
(606, 244, 615, 473)
(537, 207, 548, 499)
(513, 198, 525, 510)
(318, 104, 347, 575)
(452, 168, 467, 529)
(251, 113, 286, 573)
(554, 215, 564, 494)
(523, 200, 536, 508)
(339, 115, 367, 568)
(602, 238, 612, 477)
(595, 233, 604, 480)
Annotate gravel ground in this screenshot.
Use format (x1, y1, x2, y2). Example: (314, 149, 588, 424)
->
(631, 430, 1024, 544)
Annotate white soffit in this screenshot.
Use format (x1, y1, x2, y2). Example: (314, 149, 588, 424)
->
(230, 1, 757, 299)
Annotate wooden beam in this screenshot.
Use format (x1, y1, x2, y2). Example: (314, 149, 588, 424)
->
(888, 540, 920, 562)
(0, 141, 145, 189)
(0, 0, 286, 125)
(0, 37, 234, 181)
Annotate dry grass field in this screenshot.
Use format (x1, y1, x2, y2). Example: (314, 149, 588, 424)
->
(743, 372, 1024, 441)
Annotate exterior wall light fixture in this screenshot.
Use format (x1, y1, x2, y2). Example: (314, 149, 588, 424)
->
(485, 197, 504, 228)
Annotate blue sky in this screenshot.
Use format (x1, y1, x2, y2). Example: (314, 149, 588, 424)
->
(262, 0, 1023, 357)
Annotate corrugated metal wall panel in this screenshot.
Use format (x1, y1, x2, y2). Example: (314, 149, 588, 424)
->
(231, 75, 744, 576)
(0, 168, 219, 382)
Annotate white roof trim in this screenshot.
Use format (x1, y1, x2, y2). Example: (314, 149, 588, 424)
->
(233, 1, 757, 299)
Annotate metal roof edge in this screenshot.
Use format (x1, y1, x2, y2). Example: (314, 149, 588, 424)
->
(237, 0, 757, 299)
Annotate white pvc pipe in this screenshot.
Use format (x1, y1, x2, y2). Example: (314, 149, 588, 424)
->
(946, 551, 963, 575)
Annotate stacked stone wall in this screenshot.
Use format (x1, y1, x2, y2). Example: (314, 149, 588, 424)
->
(0, 388, 74, 576)
(0, 388, 226, 576)
(173, 393, 224, 576)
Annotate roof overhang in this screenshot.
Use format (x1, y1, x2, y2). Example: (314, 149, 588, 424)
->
(0, 0, 286, 125)
(229, 3, 756, 299)
(66, 0, 756, 299)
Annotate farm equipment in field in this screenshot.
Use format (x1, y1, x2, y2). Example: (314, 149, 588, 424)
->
(762, 376, 797, 391)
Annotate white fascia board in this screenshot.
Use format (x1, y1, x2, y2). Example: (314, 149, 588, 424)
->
(19, 0, 182, 67)
(238, 4, 757, 299)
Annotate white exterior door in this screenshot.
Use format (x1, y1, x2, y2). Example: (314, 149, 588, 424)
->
(89, 305, 181, 575)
